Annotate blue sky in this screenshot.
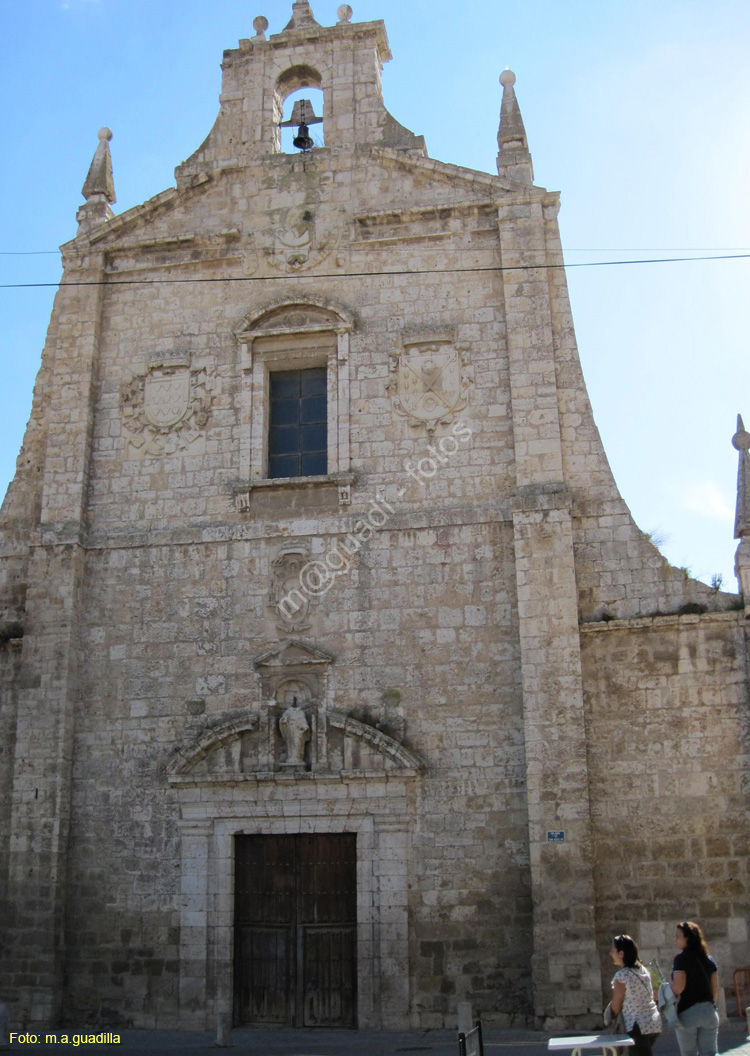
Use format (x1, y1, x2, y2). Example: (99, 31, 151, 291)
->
(1, 0, 749, 587)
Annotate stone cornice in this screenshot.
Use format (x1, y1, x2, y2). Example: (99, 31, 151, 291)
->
(81, 502, 515, 551)
(580, 609, 744, 633)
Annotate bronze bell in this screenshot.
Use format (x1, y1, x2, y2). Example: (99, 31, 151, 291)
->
(280, 98, 323, 152)
(292, 123, 315, 151)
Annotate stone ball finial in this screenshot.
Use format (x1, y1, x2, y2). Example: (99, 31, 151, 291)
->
(98, 127, 113, 142)
(253, 15, 269, 37)
(337, 4, 353, 22)
(499, 69, 516, 88)
(733, 424, 750, 452)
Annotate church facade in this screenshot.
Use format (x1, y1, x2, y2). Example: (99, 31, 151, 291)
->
(1, 1, 749, 1033)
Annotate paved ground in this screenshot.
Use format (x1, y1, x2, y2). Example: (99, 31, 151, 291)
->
(3, 1021, 748, 1056)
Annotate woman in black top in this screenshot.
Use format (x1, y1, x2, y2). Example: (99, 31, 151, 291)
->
(670, 921, 719, 1056)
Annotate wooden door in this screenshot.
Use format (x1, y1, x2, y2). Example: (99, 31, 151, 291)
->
(234, 834, 357, 1027)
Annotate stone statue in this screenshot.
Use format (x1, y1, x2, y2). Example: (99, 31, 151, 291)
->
(279, 697, 310, 765)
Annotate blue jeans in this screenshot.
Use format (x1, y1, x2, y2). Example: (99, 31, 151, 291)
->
(675, 1001, 719, 1056)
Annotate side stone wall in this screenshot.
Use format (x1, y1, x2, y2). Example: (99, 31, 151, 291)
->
(0, 639, 22, 943)
(581, 612, 750, 995)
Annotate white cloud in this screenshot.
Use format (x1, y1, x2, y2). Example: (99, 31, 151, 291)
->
(681, 480, 735, 522)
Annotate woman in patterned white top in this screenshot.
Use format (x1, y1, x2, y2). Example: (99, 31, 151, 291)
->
(609, 934, 662, 1056)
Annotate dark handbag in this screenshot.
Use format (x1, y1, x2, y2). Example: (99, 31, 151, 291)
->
(602, 1002, 627, 1056)
(602, 1002, 625, 1034)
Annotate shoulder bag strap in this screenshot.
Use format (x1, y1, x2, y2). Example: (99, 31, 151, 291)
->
(628, 968, 655, 1001)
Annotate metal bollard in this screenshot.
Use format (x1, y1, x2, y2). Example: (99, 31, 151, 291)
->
(457, 1000, 473, 1036)
(745, 1005, 749, 1035)
(216, 1011, 232, 1048)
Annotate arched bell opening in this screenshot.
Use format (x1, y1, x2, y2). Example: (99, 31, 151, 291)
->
(274, 65, 325, 154)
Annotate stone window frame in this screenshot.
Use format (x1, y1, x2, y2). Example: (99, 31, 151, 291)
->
(234, 299, 355, 508)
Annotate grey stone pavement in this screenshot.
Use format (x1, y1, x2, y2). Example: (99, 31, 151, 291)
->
(3, 1021, 749, 1056)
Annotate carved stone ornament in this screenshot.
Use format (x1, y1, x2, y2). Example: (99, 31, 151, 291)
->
(239, 298, 354, 339)
(252, 305, 341, 332)
(388, 339, 469, 434)
(144, 368, 190, 427)
(164, 639, 422, 781)
(279, 697, 311, 767)
(166, 692, 422, 783)
(166, 707, 422, 783)
(262, 206, 340, 272)
(268, 545, 315, 632)
(255, 640, 329, 772)
(121, 354, 215, 457)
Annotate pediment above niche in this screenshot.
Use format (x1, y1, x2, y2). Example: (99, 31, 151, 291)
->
(254, 639, 334, 669)
(166, 707, 421, 785)
(236, 298, 355, 341)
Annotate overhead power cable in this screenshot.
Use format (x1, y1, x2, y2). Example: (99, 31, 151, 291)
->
(564, 247, 750, 252)
(2, 247, 750, 256)
(0, 253, 749, 290)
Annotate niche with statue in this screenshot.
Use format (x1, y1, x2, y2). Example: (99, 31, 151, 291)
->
(166, 640, 421, 784)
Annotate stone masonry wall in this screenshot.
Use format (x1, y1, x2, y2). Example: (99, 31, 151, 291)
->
(0, 640, 22, 946)
(581, 612, 750, 998)
(84, 155, 514, 538)
(58, 513, 532, 1028)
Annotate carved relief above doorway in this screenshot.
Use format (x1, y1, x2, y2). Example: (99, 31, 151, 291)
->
(166, 641, 421, 781)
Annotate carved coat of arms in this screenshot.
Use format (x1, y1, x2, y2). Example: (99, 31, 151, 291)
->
(263, 206, 340, 272)
(143, 367, 191, 428)
(389, 340, 470, 433)
(268, 546, 314, 632)
(121, 354, 215, 457)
